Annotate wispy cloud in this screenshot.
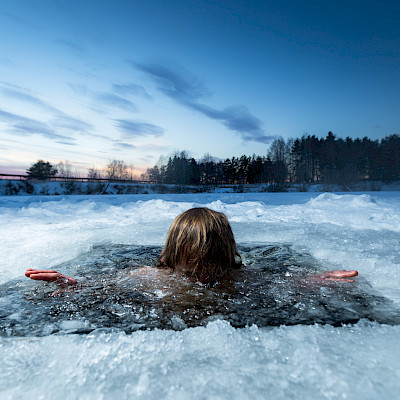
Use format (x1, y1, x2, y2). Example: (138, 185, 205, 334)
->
(114, 119, 164, 138)
(191, 103, 274, 143)
(136, 62, 211, 102)
(134, 61, 277, 144)
(65, 66, 99, 79)
(112, 140, 136, 150)
(68, 82, 139, 113)
(56, 140, 77, 146)
(95, 93, 137, 111)
(0, 109, 75, 143)
(50, 115, 93, 133)
(112, 83, 153, 100)
(51, 115, 108, 140)
(0, 84, 61, 114)
(0, 82, 97, 137)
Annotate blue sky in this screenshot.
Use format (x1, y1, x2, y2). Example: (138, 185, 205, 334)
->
(1, 0, 399, 175)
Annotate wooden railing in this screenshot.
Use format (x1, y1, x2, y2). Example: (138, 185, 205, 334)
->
(0, 173, 155, 184)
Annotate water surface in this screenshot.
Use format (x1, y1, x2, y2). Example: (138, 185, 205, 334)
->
(1, 244, 398, 337)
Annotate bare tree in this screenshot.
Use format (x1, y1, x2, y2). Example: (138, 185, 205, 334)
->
(100, 160, 132, 194)
(57, 160, 73, 178)
(87, 167, 102, 180)
(128, 163, 135, 180)
(140, 172, 149, 181)
(104, 160, 132, 181)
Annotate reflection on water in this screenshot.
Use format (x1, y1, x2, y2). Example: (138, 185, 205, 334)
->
(1, 244, 399, 337)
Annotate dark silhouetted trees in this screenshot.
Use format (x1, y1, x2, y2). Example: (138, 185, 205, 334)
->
(26, 160, 58, 180)
(145, 133, 400, 186)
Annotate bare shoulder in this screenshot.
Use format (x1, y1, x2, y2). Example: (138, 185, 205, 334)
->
(128, 266, 173, 278)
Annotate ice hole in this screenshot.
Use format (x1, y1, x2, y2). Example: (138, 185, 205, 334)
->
(1, 244, 399, 338)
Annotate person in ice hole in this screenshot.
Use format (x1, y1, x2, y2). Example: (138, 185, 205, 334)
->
(25, 207, 358, 286)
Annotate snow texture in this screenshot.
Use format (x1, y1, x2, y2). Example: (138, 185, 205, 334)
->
(1, 192, 400, 399)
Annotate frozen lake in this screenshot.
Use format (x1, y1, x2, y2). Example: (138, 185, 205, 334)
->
(1, 192, 400, 399)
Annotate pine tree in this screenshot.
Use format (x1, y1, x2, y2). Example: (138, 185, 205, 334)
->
(26, 160, 58, 180)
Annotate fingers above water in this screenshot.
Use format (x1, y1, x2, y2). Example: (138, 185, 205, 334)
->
(320, 270, 358, 279)
(25, 269, 58, 278)
(25, 269, 77, 285)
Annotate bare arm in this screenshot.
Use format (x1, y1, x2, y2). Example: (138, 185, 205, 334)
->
(25, 269, 77, 285)
(25, 266, 157, 286)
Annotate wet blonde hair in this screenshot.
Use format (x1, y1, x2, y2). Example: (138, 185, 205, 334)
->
(157, 207, 241, 284)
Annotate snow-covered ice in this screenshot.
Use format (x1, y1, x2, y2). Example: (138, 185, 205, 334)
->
(1, 192, 400, 399)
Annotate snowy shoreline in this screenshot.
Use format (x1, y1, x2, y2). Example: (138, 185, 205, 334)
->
(1, 178, 400, 196)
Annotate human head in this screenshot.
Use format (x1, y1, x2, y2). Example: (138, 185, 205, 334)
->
(157, 207, 241, 284)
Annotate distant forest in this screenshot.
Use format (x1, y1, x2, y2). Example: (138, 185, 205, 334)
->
(146, 133, 400, 186)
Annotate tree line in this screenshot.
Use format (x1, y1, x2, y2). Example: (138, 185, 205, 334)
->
(23, 132, 399, 186)
(145, 132, 400, 185)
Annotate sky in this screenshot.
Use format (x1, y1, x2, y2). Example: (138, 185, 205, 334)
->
(1, 0, 399, 176)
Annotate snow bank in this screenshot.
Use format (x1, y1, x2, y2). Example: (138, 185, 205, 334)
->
(1, 320, 399, 400)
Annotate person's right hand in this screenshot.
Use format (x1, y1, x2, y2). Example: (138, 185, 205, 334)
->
(308, 269, 358, 283)
(25, 269, 77, 285)
(318, 270, 358, 279)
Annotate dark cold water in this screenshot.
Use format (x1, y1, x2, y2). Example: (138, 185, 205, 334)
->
(1, 244, 399, 337)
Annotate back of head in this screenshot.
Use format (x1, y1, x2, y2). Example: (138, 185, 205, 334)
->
(158, 207, 241, 284)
